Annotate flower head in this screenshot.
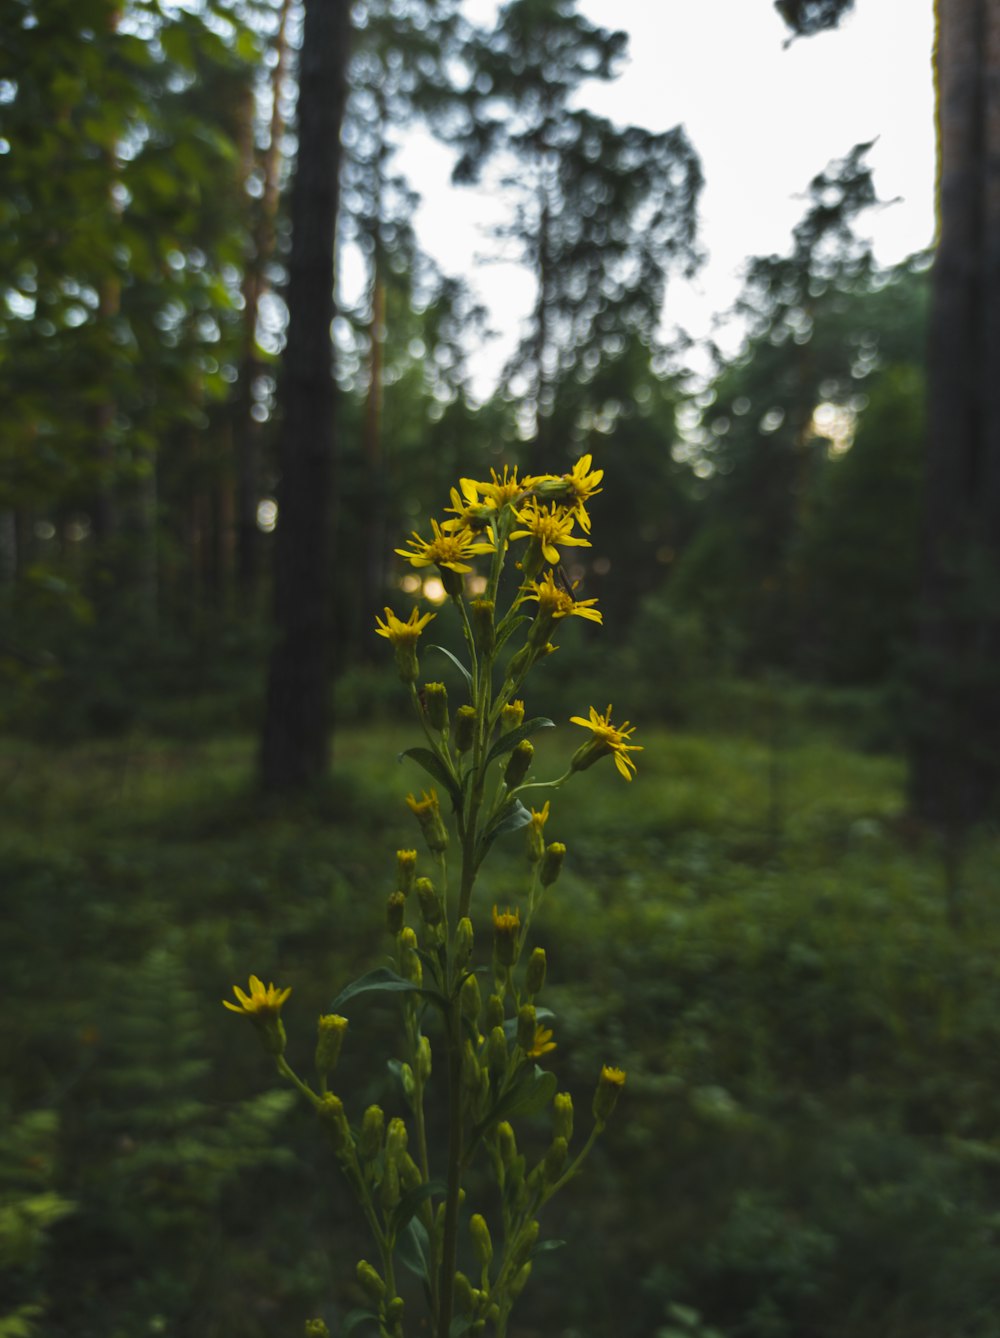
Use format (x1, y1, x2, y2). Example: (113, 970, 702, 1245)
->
(518, 570, 602, 624)
(526, 1024, 557, 1059)
(527, 801, 550, 861)
(509, 499, 590, 566)
(441, 479, 498, 534)
(562, 454, 604, 531)
(374, 606, 436, 645)
(406, 790, 448, 853)
(223, 974, 292, 1019)
(569, 704, 643, 781)
(395, 518, 495, 573)
(478, 465, 531, 510)
(492, 904, 521, 967)
(593, 1064, 626, 1124)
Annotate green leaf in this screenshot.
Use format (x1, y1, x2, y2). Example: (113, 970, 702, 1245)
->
(330, 968, 443, 1013)
(391, 1178, 446, 1236)
(428, 644, 472, 689)
(485, 717, 555, 768)
(398, 747, 462, 807)
(477, 799, 532, 857)
(396, 1216, 432, 1284)
(342, 1309, 380, 1336)
(449, 1318, 477, 1337)
(533, 1238, 567, 1255)
(473, 1065, 558, 1141)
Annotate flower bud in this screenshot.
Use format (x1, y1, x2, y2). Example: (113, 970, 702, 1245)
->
(540, 841, 566, 888)
(315, 1013, 348, 1079)
(516, 1004, 536, 1052)
(400, 1150, 422, 1192)
(553, 1091, 573, 1143)
(509, 1262, 532, 1301)
(423, 681, 449, 731)
(386, 890, 406, 935)
(504, 739, 534, 788)
(485, 993, 505, 1031)
(317, 1092, 352, 1156)
(454, 917, 474, 971)
(470, 1213, 493, 1269)
(461, 972, 482, 1026)
(356, 1259, 385, 1305)
(593, 1064, 626, 1127)
(487, 1026, 508, 1087)
(380, 1156, 400, 1213)
(505, 643, 532, 684)
(497, 1121, 517, 1170)
(358, 1104, 385, 1161)
(406, 790, 448, 854)
(305, 1321, 331, 1338)
(511, 1220, 539, 1271)
(398, 1062, 416, 1104)
(543, 1135, 568, 1184)
(399, 928, 422, 985)
(386, 1116, 408, 1163)
(471, 597, 496, 656)
(500, 699, 525, 732)
(454, 705, 477, 753)
(454, 1272, 475, 1315)
(415, 876, 444, 927)
(396, 849, 417, 895)
(492, 906, 520, 968)
(416, 1034, 432, 1084)
(526, 947, 547, 997)
(385, 1297, 404, 1330)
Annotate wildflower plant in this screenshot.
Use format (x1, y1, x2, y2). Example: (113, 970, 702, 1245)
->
(226, 456, 639, 1338)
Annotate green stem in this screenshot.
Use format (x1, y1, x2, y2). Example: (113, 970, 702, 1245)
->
(437, 1001, 465, 1338)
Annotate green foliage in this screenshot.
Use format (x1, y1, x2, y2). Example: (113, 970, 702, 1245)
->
(3, 721, 1000, 1336)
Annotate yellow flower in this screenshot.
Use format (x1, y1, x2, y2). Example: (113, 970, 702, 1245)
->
(223, 974, 292, 1019)
(509, 499, 590, 566)
(527, 801, 550, 861)
(395, 518, 495, 573)
(526, 1024, 556, 1059)
(492, 904, 521, 966)
(406, 789, 439, 818)
(562, 454, 603, 531)
(478, 465, 531, 510)
(593, 1063, 626, 1124)
(569, 704, 643, 781)
(406, 790, 448, 853)
(518, 570, 602, 624)
(374, 606, 436, 645)
(441, 479, 498, 534)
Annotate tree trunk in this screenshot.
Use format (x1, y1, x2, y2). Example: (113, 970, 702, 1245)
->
(259, 0, 352, 791)
(909, 0, 1000, 825)
(235, 0, 292, 609)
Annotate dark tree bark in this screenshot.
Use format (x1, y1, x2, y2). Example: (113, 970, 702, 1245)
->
(235, 0, 292, 608)
(908, 0, 1000, 826)
(260, 0, 352, 792)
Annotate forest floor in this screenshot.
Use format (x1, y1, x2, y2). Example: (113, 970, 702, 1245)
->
(4, 723, 1000, 1337)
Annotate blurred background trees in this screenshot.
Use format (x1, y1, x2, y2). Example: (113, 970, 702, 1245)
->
(5, 2, 1000, 1336)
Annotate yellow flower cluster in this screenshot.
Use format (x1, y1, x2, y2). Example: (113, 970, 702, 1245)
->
(392, 456, 603, 581)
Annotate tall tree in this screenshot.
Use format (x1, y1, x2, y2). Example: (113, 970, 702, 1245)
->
(776, 0, 1000, 824)
(259, 0, 352, 791)
(908, 0, 1000, 825)
(450, 0, 702, 463)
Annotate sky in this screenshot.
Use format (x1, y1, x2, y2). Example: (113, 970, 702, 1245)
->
(395, 0, 937, 397)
